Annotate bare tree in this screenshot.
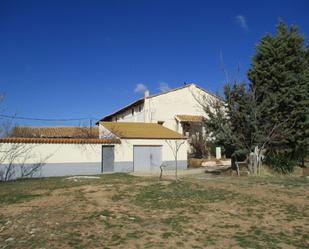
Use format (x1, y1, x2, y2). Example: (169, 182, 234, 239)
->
(74, 124, 99, 138)
(166, 140, 186, 181)
(0, 126, 57, 181)
(0, 142, 50, 181)
(159, 163, 166, 180)
(189, 131, 212, 159)
(0, 94, 51, 181)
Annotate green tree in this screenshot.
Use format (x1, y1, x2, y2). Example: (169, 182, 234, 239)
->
(247, 21, 309, 165)
(202, 83, 253, 164)
(202, 21, 308, 173)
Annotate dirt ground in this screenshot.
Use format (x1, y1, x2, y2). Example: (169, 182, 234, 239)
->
(0, 173, 308, 249)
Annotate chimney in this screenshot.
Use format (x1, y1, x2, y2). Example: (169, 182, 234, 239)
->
(144, 90, 149, 98)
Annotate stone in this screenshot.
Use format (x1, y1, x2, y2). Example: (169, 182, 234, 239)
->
(99, 215, 107, 220)
(5, 221, 11, 226)
(202, 161, 217, 167)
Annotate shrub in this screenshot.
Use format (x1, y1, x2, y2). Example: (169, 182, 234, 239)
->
(264, 153, 296, 174)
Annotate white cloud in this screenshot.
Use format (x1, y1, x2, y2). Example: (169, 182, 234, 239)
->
(158, 82, 171, 92)
(236, 15, 248, 31)
(134, 83, 148, 93)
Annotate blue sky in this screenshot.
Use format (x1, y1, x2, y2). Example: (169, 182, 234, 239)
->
(0, 0, 308, 126)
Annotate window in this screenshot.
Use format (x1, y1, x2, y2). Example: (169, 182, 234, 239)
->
(157, 121, 164, 125)
(138, 105, 142, 112)
(131, 109, 134, 116)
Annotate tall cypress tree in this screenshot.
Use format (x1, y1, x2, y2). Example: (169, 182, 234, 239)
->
(248, 21, 309, 163)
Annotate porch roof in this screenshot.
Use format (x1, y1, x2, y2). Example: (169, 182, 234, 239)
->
(175, 115, 204, 123)
(100, 122, 185, 139)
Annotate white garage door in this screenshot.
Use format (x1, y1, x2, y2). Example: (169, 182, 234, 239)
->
(133, 146, 162, 171)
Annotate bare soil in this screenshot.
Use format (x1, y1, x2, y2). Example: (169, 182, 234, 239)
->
(0, 173, 308, 248)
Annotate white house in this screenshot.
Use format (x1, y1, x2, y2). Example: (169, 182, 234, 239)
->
(0, 83, 221, 180)
(97, 83, 221, 137)
(0, 124, 187, 180)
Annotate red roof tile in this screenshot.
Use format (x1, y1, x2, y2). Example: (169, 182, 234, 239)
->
(10, 126, 99, 138)
(0, 137, 120, 144)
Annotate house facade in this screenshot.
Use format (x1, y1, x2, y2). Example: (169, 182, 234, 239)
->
(0, 124, 187, 180)
(97, 83, 220, 137)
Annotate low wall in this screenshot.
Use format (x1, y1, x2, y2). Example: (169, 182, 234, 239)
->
(1, 162, 102, 179)
(0, 143, 104, 180)
(188, 158, 231, 168)
(188, 158, 208, 168)
(0, 139, 189, 180)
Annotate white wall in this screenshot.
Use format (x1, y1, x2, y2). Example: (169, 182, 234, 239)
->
(113, 138, 188, 172)
(0, 143, 102, 164)
(114, 104, 145, 122)
(114, 139, 188, 163)
(147, 85, 216, 130)
(109, 84, 218, 132)
(0, 143, 104, 179)
(0, 140, 187, 165)
(0, 138, 188, 178)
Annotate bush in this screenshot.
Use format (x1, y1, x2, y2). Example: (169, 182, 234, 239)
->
(264, 154, 296, 174)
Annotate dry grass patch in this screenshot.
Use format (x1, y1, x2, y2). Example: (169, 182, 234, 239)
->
(0, 173, 308, 248)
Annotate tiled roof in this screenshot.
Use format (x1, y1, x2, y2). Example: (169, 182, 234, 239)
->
(0, 137, 120, 144)
(100, 122, 185, 139)
(10, 126, 99, 138)
(175, 115, 204, 122)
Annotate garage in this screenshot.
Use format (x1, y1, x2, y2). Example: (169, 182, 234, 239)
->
(133, 145, 162, 171)
(101, 122, 188, 172)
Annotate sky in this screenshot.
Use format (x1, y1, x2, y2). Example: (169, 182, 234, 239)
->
(0, 0, 308, 126)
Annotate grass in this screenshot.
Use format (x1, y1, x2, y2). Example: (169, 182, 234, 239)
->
(234, 225, 309, 249)
(0, 173, 136, 206)
(0, 192, 41, 205)
(161, 215, 189, 232)
(228, 175, 309, 188)
(134, 181, 240, 210)
(0, 173, 308, 248)
(0, 214, 6, 226)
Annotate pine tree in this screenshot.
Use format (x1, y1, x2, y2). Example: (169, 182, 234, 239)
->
(248, 21, 309, 164)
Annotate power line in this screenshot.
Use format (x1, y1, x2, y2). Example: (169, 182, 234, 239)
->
(0, 114, 98, 122)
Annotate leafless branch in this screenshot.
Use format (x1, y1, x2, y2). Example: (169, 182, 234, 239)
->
(166, 140, 186, 181)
